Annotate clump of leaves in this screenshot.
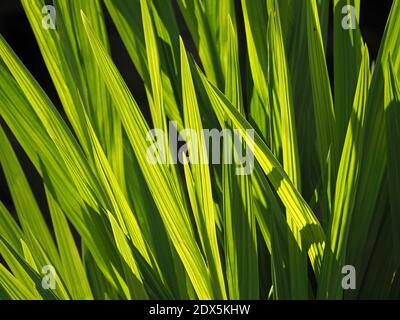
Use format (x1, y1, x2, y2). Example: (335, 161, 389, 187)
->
(0, 0, 399, 300)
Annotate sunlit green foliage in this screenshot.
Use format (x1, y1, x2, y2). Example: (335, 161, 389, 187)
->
(0, 0, 399, 300)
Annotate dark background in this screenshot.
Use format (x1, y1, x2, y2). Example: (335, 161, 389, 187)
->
(0, 1, 394, 214)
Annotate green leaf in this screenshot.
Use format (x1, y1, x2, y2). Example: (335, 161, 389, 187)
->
(241, 0, 270, 143)
(46, 188, 94, 299)
(222, 17, 259, 299)
(104, 0, 183, 130)
(347, 0, 400, 286)
(384, 59, 400, 265)
(267, 3, 308, 299)
(319, 45, 370, 299)
(82, 12, 215, 299)
(194, 63, 326, 274)
(0, 263, 39, 300)
(333, 0, 363, 147)
(0, 125, 60, 266)
(306, 0, 339, 221)
(180, 38, 227, 299)
(0, 36, 132, 298)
